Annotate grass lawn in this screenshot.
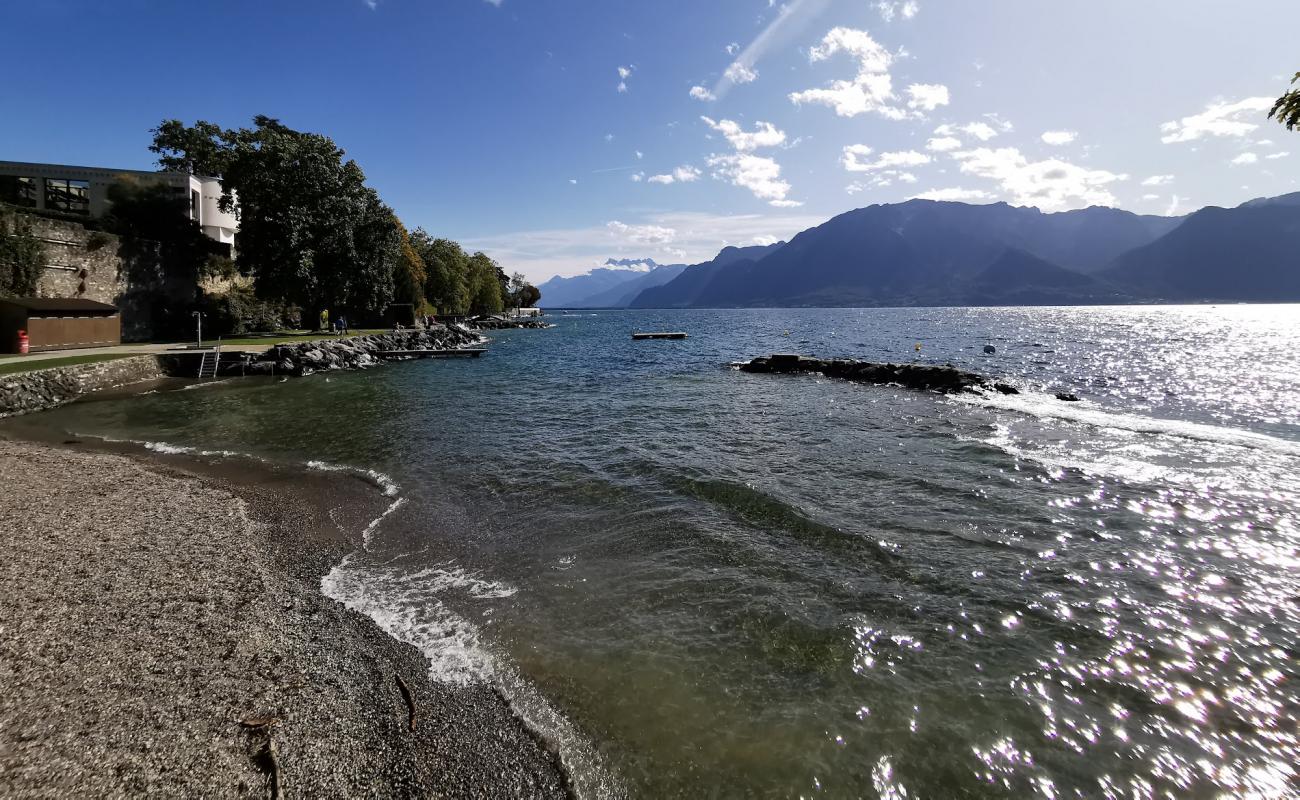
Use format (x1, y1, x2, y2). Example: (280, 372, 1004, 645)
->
(0, 353, 136, 377)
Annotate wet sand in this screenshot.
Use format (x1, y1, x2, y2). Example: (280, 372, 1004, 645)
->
(0, 437, 569, 798)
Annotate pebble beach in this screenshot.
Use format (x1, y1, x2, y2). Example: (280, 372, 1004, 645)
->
(0, 438, 569, 798)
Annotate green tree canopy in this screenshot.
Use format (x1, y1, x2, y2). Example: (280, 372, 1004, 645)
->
(467, 251, 505, 315)
(1270, 72, 1300, 131)
(151, 116, 400, 320)
(409, 230, 471, 314)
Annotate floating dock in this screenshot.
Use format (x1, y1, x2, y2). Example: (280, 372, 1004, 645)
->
(632, 332, 687, 340)
(377, 348, 485, 358)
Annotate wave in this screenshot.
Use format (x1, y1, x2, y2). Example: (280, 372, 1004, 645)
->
(305, 459, 401, 497)
(957, 391, 1300, 457)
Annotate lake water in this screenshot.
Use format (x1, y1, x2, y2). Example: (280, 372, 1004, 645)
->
(9, 306, 1300, 798)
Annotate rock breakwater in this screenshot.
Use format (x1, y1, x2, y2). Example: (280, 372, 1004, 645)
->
(736, 354, 1016, 395)
(244, 327, 482, 377)
(466, 315, 550, 330)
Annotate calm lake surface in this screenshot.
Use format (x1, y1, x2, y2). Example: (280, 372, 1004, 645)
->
(10, 306, 1300, 798)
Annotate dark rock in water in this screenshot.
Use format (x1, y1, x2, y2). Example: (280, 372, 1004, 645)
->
(1055, 392, 1081, 402)
(736, 354, 991, 394)
(984, 345, 997, 354)
(993, 383, 1020, 395)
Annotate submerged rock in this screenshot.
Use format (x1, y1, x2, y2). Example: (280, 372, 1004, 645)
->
(1055, 392, 1081, 402)
(735, 354, 993, 395)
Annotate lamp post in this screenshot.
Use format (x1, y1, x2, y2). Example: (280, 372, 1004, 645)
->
(192, 311, 204, 349)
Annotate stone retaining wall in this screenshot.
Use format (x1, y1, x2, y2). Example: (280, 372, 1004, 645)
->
(0, 356, 167, 418)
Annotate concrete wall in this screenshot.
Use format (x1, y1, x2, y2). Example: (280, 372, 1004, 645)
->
(29, 217, 127, 305)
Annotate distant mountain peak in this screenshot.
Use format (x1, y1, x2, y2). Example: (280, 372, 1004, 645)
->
(602, 257, 660, 272)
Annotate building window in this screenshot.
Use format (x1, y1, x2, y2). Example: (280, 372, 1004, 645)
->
(0, 176, 38, 207)
(45, 178, 91, 215)
(191, 189, 201, 223)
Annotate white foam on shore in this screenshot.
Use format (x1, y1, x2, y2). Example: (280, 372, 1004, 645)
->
(75, 433, 255, 461)
(305, 459, 401, 497)
(321, 558, 501, 684)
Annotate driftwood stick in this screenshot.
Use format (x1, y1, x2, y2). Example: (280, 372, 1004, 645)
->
(396, 674, 417, 731)
(259, 736, 284, 800)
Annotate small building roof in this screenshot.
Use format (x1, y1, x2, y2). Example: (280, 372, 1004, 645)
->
(0, 297, 119, 313)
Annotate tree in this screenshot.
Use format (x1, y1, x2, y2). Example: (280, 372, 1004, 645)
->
(1270, 72, 1300, 131)
(149, 119, 231, 177)
(467, 251, 505, 315)
(392, 219, 428, 309)
(410, 230, 471, 314)
(152, 116, 400, 322)
(518, 283, 542, 308)
(0, 208, 44, 298)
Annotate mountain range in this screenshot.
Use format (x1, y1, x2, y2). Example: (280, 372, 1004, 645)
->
(536, 194, 1300, 308)
(537, 259, 686, 308)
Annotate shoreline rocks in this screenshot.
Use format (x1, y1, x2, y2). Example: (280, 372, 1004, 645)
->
(736, 353, 1015, 395)
(465, 315, 550, 330)
(242, 326, 483, 377)
(0, 355, 168, 418)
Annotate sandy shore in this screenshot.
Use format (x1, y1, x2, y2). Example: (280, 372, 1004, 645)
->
(0, 438, 569, 798)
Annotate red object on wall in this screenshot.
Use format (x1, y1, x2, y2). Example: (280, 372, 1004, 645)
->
(17, 329, 30, 355)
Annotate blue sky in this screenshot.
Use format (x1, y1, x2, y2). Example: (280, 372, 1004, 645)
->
(2, 1, 1298, 281)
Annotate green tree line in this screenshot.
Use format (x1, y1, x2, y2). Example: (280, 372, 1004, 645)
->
(149, 116, 539, 329)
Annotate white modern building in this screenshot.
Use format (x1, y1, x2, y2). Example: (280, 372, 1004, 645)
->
(0, 160, 237, 252)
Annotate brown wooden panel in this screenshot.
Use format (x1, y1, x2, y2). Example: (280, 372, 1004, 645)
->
(27, 314, 121, 351)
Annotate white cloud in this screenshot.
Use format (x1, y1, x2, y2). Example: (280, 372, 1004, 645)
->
(617, 65, 632, 93)
(926, 136, 962, 152)
(1266, 151, 1290, 160)
(607, 220, 676, 245)
(950, 147, 1127, 210)
(569, 179, 578, 185)
(630, 172, 644, 182)
(789, 27, 913, 119)
(706, 153, 799, 206)
(1159, 97, 1274, 143)
(910, 187, 994, 202)
(752, 234, 779, 246)
(1231, 152, 1259, 165)
(648, 165, 702, 184)
(841, 145, 931, 172)
(689, 85, 716, 102)
(1041, 130, 1077, 146)
(1166, 195, 1183, 216)
(960, 122, 998, 141)
(635, 150, 644, 159)
(701, 117, 787, 151)
(1141, 193, 1160, 201)
(604, 133, 614, 142)
(724, 61, 758, 84)
(906, 83, 950, 112)
(1141, 174, 1174, 186)
(875, 1, 919, 21)
(725, 42, 740, 56)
